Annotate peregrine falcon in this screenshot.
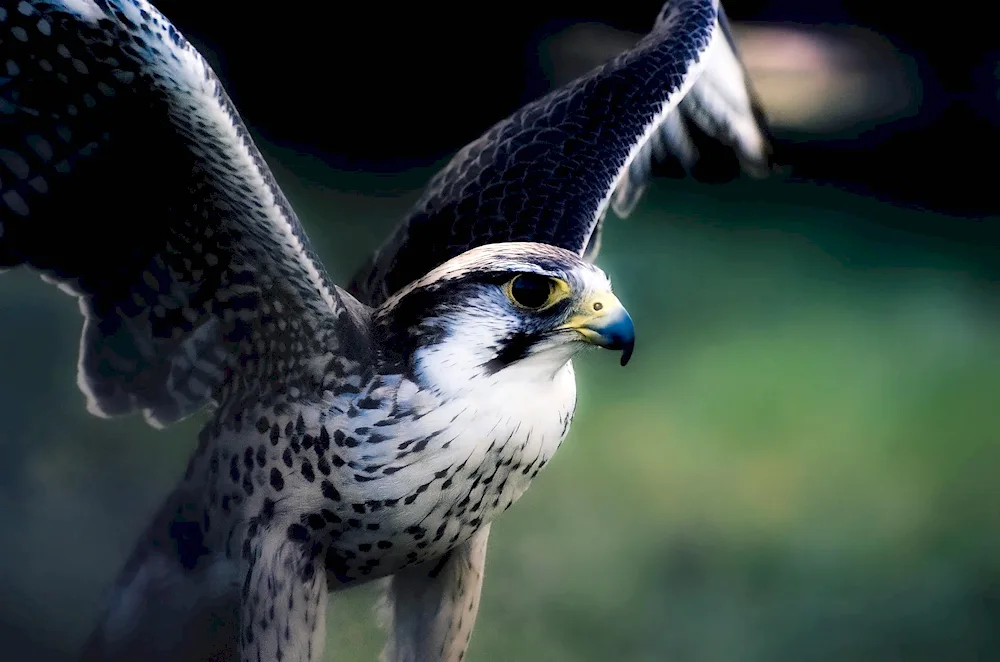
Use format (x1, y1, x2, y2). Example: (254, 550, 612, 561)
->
(0, 1, 770, 661)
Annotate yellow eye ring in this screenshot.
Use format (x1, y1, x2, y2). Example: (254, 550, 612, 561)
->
(503, 274, 570, 311)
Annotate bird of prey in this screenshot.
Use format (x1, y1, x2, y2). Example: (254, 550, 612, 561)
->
(0, 0, 769, 660)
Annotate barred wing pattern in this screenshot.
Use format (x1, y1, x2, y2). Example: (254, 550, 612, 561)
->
(351, 0, 770, 306)
(0, 0, 369, 427)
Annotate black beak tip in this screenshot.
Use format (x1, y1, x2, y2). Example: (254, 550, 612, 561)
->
(603, 313, 635, 367)
(620, 341, 634, 367)
(584, 307, 635, 366)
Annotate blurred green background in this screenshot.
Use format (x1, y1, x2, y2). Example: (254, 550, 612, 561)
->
(1, 141, 998, 660)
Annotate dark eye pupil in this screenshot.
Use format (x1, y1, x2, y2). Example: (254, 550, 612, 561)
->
(510, 275, 552, 309)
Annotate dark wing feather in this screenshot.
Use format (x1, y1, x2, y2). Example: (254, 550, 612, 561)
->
(0, 0, 368, 428)
(350, 0, 771, 306)
(611, 5, 772, 216)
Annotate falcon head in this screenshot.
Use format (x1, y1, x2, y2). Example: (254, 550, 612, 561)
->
(375, 242, 635, 390)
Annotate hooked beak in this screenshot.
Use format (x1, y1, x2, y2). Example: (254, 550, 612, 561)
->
(557, 290, 636, 366)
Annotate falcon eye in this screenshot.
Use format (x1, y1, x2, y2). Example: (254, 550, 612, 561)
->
(505, 274, 558, 310)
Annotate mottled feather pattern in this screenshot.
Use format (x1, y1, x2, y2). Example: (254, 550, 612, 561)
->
(0, 0, 362, 427)
(350, 0, 771, 308)
(0, 1, 762, 661)
(84, 293, 577, 660)
(382, 524, 491, 661)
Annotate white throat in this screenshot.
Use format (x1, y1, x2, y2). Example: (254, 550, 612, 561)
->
(412, 332, 583, 401)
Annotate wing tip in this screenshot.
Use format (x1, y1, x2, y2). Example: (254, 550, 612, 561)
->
(72, 287, 200, 430)
(76, 356, 188, 431)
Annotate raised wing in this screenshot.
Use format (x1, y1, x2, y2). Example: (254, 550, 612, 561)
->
(0, 0, 369, 428)
(350, 0, 771, 306)
(611, 6, 771, 216)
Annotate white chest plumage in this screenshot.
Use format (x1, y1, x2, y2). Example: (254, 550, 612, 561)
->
(190, 356, 578, 588)
(318, 359, 579, 583)
(378, 359, 577, 558)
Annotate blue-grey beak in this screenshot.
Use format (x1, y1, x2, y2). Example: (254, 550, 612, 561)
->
(557, 291, 636, 366)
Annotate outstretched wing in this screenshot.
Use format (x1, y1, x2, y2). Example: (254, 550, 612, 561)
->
(350, 0, 771, 306)
(0, 0, 369, 428)
(610, 6, 771, 216)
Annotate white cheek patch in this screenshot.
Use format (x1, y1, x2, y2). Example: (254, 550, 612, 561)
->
(411, 272, 612, 396)
(412, 306, 521, 395)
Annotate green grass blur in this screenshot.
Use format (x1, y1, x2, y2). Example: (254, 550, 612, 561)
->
(0, 149, 997, 660)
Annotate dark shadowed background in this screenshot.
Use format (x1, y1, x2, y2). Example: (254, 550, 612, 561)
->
(2, 2, 999, 660)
